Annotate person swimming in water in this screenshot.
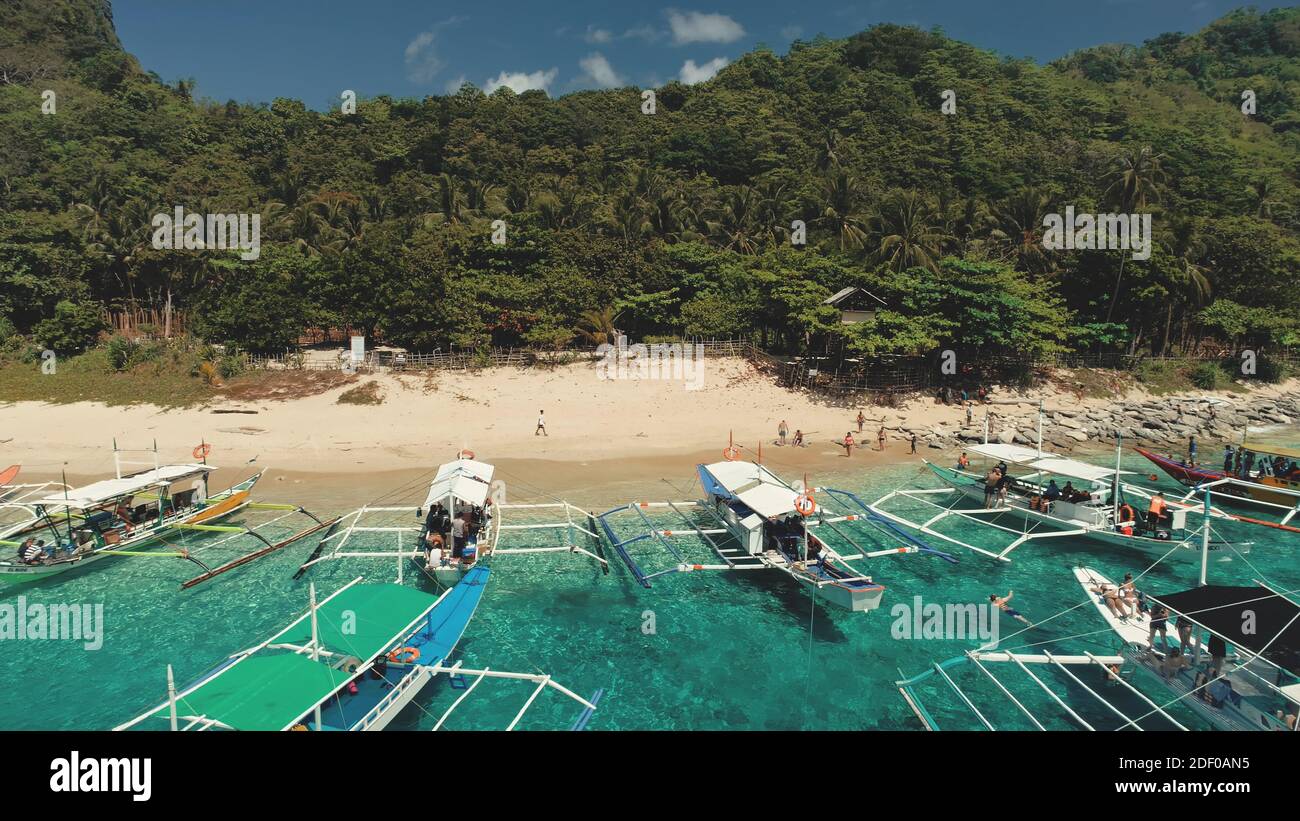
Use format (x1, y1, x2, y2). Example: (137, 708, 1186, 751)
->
(990, 590, 1031, 626)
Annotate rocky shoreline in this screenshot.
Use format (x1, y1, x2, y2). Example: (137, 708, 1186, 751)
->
(896, 391, 1300, 453)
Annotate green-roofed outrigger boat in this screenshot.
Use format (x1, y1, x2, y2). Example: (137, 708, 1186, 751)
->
(118, 570, 598, 731)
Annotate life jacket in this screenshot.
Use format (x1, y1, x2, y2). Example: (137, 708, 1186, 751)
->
(1148, 497, 1166, 516)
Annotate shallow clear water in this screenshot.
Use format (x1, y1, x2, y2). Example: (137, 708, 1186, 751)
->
(4, 441, 1298, 731)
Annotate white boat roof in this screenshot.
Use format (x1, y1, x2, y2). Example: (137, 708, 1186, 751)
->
(36, 464, 214, 509)
(423, 458, 495, 509)
(968, 444, 1132, 482)
(701, 461, 814, 518)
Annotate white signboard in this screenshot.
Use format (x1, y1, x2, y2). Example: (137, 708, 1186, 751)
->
(350, 335, 365, 365)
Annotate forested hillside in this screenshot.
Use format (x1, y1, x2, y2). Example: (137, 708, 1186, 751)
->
(1, 0, 1298, 359)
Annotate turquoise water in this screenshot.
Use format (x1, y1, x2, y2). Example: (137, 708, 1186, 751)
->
(4, 443, 1299, 731)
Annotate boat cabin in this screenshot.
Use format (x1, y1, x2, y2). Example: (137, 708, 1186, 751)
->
(697, 461, 818, 557)
(418, 456, 496, 571)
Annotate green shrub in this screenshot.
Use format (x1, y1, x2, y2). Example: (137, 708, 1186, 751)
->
(1255, 354, 1290, 384)
(31, 301, 107, 355)
(1190, 362, 1227, 390)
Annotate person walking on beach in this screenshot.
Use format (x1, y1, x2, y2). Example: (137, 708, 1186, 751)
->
(842, 432, 854, 457)
(856, 411, 866, 433)
(778, 420, 789, 446)
(965, 401, 973, 426)
(535, 410, 547, 436)
(877, 426, 886, 451)
(910, 433, 917, 454)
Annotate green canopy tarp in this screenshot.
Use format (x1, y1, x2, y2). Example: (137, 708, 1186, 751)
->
(270, 583, 439, 661)
(167, 654, 353, 731)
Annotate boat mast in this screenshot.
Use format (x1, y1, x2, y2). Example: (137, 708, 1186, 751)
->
(1036, 400, 1044, 459)
(1113, 433, 1123, 521)
(167, 664, 178, 732)
(1199, 484, 1211, 587)
(309, 583, 322, 730)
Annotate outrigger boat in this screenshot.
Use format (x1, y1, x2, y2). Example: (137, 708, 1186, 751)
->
(594, 457, 955, 613)
(294, 451, 608, 582)
(870, 441, 1248, 563)
(116, 570, 598, 731)
(1136, 443, 1300, 534)
(0, 444, 331, 587)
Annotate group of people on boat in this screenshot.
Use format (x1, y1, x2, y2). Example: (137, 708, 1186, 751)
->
(422, 501, 489, 570)
(1221, 444, 1300, 481)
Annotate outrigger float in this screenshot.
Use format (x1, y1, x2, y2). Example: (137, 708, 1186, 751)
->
(594, 452, 955, 613)
(0, 444, 333, 587)
(868, 438, 1248, 563)
(1136, 443, 1300, 534)
(117, 569, 598, 731)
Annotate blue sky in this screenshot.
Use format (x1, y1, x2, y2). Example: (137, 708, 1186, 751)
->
(113, 1, 1289, 108)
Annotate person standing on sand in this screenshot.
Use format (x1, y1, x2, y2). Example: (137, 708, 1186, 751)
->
(535, 410, 547, 437)
(778, 420, 789, 446)
(842, 432, 854, 457)
(965, 402, 973, 426)
(877, 427, 886, 451)
(856, 411, 865, 433)
(910, 433, 917, 454)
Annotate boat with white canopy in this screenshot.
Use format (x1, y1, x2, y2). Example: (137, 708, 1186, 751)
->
(594, 457, 955, 612)
(870, 440, 1248, 562)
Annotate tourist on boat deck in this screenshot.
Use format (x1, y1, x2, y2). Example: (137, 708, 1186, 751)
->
(1187, 435, 1197, 467)
(1148, 604, 1170, 651)
(1208, 633, 1227, 676)
(1089, 582, 1129, 619)
(1233, 447, 1243, 476)
(450, 514, 467, 558)
(1242, 450, 1256, 478)
(983, 468, 1001, 508)
(19, 538, 43, 565)
(1146, 493, 1168, 530)
(1223, 446, 1234, 472)
(778, 419, 788, 445)
(1160, 647, 1191, 680)
(425, 533, 445, 569)
(1043, 479, 1062, 501)
(1176, 615, 1194, 654)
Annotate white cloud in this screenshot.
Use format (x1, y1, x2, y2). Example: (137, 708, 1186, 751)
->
(679, 57, 729, 85)
(578, 52, 624, 89)
(404, 17, 465, 84)
(585, 26, 613, 44)
(443, 74, 468, 95)
(666, 10, 745, 45)
(781, 25, 804, 40)
(624, 24, 662, 43)
(484, 67, 559, 94)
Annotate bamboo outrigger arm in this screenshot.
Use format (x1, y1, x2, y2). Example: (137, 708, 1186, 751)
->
(180, 511, 341, 589)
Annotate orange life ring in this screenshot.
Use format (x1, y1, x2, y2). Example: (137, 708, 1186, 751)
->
(387, 646, 420, 664)
(193, 443, 211, 459)
(794, 494, 816, 516)
(723, 445, 741, 461)
(459, 449, 475, 460)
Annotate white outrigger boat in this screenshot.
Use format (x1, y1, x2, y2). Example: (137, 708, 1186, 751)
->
(117, 569, 598, 731)
(871, 440, 1249, 563)
(294, 451, 608, 582)
(0, 453, 259, 583)
(594, 458, 955, 613)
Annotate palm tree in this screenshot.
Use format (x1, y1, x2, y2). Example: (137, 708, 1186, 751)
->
(573, 306, 621, 346)
(813, 170, 869, 252)
(990, 187, 1055, 274)
(713, 187, 761, 255)
(1161, 216, 1212, 355)
(610, 189, 648, 242)
(814, 130, 842, 172)
(871, 190, 948, 273)
(74, 198, 153, 299)
(1104, 145, 1166, 321)
(1244, 177, 1282, 220)
(436, 174, 463, 225)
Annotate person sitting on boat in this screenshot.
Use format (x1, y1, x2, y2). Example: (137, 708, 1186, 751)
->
(990, 591, 1031, 626)
(1146, 493, 1168, 530)
(424, 532, 445, 569)
(19, 538, 44, 565)
(1159, 647, 1190, 679)
(1043, 479, 1061, 502)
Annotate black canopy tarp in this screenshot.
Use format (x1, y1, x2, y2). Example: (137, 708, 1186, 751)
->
(1152, 585, 1300, 677)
